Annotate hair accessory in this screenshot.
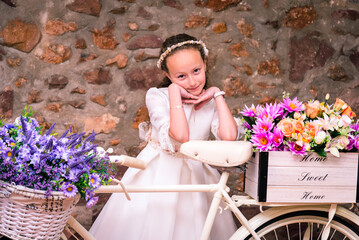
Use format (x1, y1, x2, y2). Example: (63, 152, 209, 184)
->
(213, 91, 225, 99)
(157, 40, 209, 68)
(170, 105, 183, 109)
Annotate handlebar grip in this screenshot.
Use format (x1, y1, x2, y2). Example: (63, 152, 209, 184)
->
(109, 155, 147, 170)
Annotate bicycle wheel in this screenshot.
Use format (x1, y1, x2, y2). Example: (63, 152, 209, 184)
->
(231, 209, 359, 240)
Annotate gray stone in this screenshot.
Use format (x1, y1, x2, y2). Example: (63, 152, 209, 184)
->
(350, 51, 359, 71)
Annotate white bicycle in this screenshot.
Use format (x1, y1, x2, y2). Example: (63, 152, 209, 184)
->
(64, 140, 359, 240)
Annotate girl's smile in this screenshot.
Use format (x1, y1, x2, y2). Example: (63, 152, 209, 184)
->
(165, 48, 206, 96)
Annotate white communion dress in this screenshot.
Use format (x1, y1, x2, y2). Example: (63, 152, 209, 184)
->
(89, 87, 238, 240)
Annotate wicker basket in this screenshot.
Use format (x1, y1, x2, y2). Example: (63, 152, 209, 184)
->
(0, 181, 80, 240)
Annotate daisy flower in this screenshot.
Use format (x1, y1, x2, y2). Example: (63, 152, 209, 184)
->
(86, 196, 99, 208)
(61, 182, 78, 198)
(89, 173, 101, 188)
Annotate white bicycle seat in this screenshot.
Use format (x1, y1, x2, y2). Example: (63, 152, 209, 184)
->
(180, 140, 253, 167)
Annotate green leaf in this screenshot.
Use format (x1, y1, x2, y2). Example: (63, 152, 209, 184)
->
(315, 148, 327, 158)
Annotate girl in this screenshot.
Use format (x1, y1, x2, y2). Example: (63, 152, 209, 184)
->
(90, 33, 239, 240)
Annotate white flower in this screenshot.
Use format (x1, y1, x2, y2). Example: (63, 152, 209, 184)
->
(329, 147, 340, 157)
(314, 131, 326, 144)
(294, 112, 301, 119)
(333, 136, 350, 150)
(325, 93, 330, 101)
(338, 114, 352, 128)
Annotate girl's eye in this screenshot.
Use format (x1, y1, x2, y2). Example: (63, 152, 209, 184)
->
(194, 68, 201, 74)
(177, 74, 185, 79)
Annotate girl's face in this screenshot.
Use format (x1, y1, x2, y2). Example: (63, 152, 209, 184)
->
(165, 48, 206, 96)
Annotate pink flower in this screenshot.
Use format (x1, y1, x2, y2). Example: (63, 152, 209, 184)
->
(257, 103, 283, 120)
(252, 117, 274, 134)
(270, 127, 283, 147)
(251, 132, 272, 151)
(281, 96, 304, 113)
(288, 141, 306, 156)
(241, 104, 257, 117)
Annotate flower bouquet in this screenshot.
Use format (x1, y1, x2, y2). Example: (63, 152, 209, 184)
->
(241, 93, 358, 157)
(242, 94, 359, 203)
(0, 107, 112, 239)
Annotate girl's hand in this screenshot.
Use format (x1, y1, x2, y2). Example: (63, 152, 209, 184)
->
(192, 87, 220, 110)
(169, 83, 199, 101)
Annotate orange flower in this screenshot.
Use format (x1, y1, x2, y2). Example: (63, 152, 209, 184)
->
(306, 121, 319, 138)
(333, 98, 356, 118)
(293, 120, 305, 134)
(342, 106, 356, 118)
(302, 134, 311, 143)
(277, 118, 294, 137)
(333, 98, 346, 112)
(306, 100, 320, 119)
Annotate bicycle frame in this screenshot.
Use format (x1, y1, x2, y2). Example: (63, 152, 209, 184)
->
(65, 170, 261, 240)
(64, 139, 359, 240)
(64, 171, 359, 240)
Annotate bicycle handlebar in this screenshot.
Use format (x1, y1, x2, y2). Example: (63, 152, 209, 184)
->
(109, 155, 147, 170)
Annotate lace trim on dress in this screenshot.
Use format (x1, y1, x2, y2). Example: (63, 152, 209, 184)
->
(158, 122, 175, 152)
(211, 118, 220, 140)
(138, 122, 182, 156)
(234, 117, 245, 140)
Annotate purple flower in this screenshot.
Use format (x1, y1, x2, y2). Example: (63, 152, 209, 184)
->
(0, 108, 111, 208)
(85, 189, 95, 201)
(287, 141, 306, 156)
(354, 136, 359, 150)
(86, 196, 98, 208)
(89, 173, 101, 188)
(61, 182, 78, 198)
(243, 121, 251, 130)
(345, 136, 355, 151)
(350, 120, 359, 132)
(251, 132, 272, 151)
(29, 152, 41, 166)
(281, 96, 304, 113)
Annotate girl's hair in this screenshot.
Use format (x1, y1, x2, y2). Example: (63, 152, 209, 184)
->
(157, 33, 208, 88)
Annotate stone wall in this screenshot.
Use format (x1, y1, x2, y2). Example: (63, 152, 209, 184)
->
(1, 0, 359, 231)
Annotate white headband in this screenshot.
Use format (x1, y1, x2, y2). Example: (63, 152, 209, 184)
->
(156, 40, 209, 68)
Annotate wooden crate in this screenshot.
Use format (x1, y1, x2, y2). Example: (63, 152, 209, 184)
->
(244, 151, 359, 203)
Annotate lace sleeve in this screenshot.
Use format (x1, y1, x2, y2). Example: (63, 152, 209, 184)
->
(234, 117, 246, 140)
(158, 122, 176, 152)
(145, 88, 177, 152)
